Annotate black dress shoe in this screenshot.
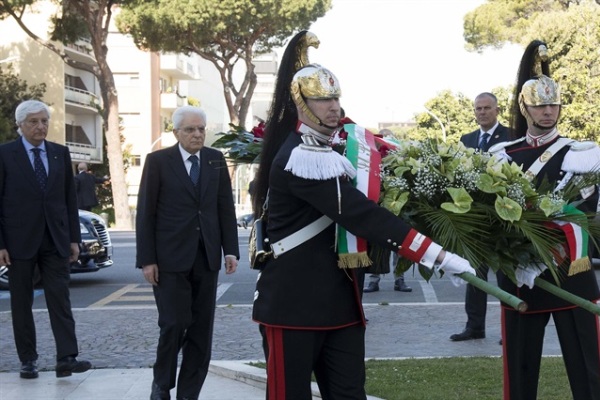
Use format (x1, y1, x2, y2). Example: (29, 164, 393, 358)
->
(394, 280, 413, 292)
(151, 382, 171, 400)
(363, 282, 379, 293)
(55, 356, 92, 378)
(20, 360, 39, 379)
(449, 328, 486, 341)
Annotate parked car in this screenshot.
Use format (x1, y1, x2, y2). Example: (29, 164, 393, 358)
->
(237, 213, 254, 229)
(0, 210, 113, 290)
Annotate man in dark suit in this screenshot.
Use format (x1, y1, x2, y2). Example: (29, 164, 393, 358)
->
(450, 92, 509, 342)
(74, 162, 109, 211)
(0, 100, 91, 379)
(136, 106, 239, 400)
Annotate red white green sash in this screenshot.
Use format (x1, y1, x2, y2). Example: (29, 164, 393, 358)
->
(337, 124, 381, 268)
(545, 204, 590, 275)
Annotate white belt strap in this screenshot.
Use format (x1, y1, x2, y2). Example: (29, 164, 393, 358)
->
(526, 138, 574, 179)
(271, 215, 333, 258)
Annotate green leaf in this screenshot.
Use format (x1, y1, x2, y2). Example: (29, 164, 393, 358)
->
(477, 173, 505, 194)
(495, 196, 522, 222)
(440, 187, 473, 213)
(382, 190, 409, 215)
(538, 196, 564, 217)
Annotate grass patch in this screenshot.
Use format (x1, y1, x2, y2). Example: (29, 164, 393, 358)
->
(250, 357, 571, 399)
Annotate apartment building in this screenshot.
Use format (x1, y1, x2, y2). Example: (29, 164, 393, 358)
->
(0, 1, 104, 165)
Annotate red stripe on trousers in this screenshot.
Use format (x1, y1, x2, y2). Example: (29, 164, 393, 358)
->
(266, 326, 286, 399)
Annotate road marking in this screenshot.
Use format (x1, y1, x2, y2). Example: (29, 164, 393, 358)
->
(88, 284, 139, 308)
(216, 283, 232, 301)
(87, 282, 234, 308)
(418, 281, 438, 303)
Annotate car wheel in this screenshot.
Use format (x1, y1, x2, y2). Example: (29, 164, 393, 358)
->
(0, 265, 8, 290)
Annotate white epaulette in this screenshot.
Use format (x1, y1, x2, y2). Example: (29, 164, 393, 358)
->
(488, 137, 526, 154)
(284, 143, 357, 180)
(562, 141, 600, 173)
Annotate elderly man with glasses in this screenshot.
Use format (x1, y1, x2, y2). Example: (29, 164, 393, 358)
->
(0, 99, 91, 380)
(136, 105, 239, 400)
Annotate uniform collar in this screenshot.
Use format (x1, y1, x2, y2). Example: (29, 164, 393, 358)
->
(526, 128, 559, 147)
(296, 121, 337, 146)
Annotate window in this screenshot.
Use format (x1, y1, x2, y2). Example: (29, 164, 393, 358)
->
(130, 155, 141, 167)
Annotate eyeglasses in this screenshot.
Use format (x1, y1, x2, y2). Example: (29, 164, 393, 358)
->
(179, 126, 206, 134)
(24, 118, 50, 127)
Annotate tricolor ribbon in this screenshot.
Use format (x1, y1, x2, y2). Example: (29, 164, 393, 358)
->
(544, 204, 591, 276)
(336, 124, 382, 268)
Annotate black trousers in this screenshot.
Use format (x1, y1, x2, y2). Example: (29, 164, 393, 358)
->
(260, 324, 366, 400)
(151, 247, 219, 399)
(464, 264, 490, 331)
(9, 229, 78, 362)
(501, 306, 600, 400)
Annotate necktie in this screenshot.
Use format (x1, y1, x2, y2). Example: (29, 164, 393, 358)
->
(31, 148, 47, 190)
(188, 155, 199, 186)
(478, 132, 490, 151)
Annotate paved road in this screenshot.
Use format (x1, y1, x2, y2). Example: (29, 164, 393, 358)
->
(1, 301, 566, 374)
(1, 229, 596, 373)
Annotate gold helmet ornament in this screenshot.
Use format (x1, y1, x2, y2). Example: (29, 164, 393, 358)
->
(291, 65, 342, 128)
(289, 32, 342, 130)
(518, 44, 561, 126)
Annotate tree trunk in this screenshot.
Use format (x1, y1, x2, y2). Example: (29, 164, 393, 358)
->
(104, 87, 132, 229)
(95, 53, 132, 229)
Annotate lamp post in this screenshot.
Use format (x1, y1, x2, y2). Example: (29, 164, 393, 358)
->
(149, 132, 176, 151)
(424, 107, 447, 142)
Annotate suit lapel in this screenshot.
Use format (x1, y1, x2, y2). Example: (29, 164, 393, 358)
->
(45, 142, 61, 190)
(198, 148, 211, 200)
(487, 124, 509, 148)
(166, 145, 198, 199)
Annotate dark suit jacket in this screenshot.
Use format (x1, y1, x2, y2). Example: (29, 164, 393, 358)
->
(74, 171, 104, 209)
(460, 123, 509, 151)
(135, 144, 239, 272)
(0, 138, 81, 259)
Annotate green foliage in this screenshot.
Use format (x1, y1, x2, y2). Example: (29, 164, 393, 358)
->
(118, 0, 331, 54)
(211, 123, 263, 164)
(411, 87, 513, 143)
(380, 139, 600, 281)
(364, 357, 570, 400)
(50, 10, 90, 44)
(0, 65, 46, 143)
(463, 0, 600, 142)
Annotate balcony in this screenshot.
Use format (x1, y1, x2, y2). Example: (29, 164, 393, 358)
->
(161, 92, 185, 111)
(65, 86, 101, 114)
(160, 54, 200, 80)
(64, 39, 97, 65)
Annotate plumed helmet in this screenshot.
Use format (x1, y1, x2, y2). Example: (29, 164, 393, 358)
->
(512, 40, 561, 132)
(291, 64, 342, 126)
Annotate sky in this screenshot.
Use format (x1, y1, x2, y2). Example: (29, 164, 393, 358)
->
(276, 0, 524, 127)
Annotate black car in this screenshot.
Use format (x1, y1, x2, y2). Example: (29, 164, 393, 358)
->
(237, 213, 254, 229)
(0, 210, 113, 290)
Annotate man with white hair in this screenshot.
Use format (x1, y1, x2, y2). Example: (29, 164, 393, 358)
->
(136, 105, 239, 400)
(0, 99, 91, 379)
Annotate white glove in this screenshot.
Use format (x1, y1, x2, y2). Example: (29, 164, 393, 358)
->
(515, 264, 547, 289)
(438, 252, 476, 287)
